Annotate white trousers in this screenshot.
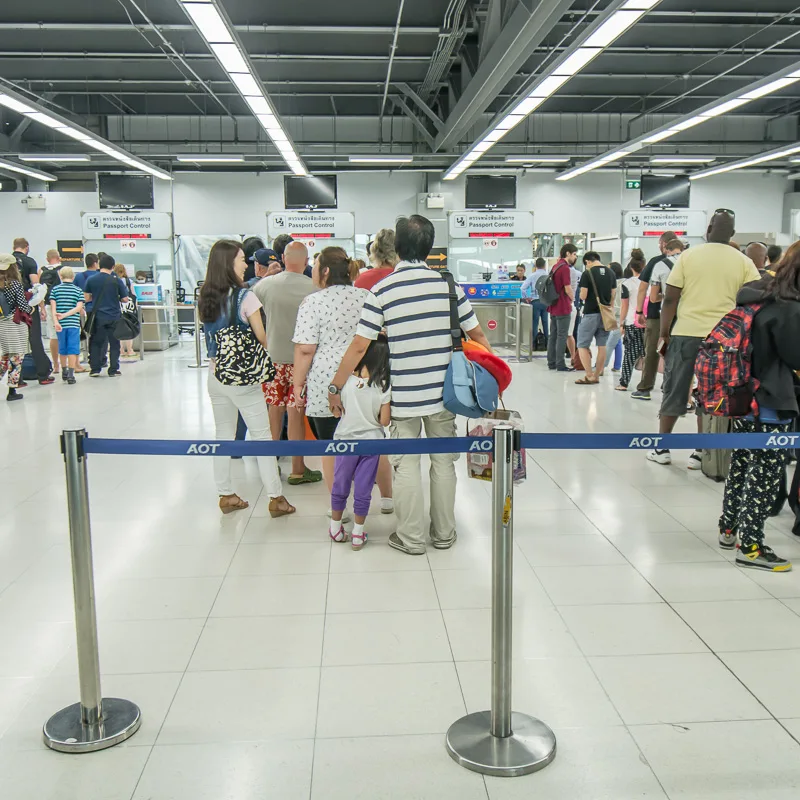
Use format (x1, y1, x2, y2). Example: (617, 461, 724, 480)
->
(207, 371, 283, 498)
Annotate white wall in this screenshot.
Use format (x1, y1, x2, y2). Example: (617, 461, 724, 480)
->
(0, 170, 790, 265)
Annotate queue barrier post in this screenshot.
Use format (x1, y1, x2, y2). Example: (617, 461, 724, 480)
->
(188, 293, 206, 369)
(445, 424, 557, 777)
(43, 429, 141, 753)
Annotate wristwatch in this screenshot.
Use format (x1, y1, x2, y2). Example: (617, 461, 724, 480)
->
(328, 384, 341, 396)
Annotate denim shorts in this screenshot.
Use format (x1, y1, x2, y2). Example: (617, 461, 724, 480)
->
(576, 313, 610, 348)
(57, 327, 81, 356)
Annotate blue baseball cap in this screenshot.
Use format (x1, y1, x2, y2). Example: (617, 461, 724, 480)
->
(250, 248, 280, 266)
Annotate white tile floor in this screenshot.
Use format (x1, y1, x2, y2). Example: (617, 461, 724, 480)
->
(2, 341, 800, 799)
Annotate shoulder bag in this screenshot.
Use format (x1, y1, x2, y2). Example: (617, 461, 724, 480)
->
(586, 267, 618, 332)
(213, 288, 276, 387)
(441, 271, 499, 418)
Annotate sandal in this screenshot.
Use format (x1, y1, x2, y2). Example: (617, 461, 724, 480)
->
(615, 385, 628, 391)
(268, 496, 296, 518)
(288, 467, 323, 485)
(330, 525, 349, 543)
(219, 494, 248, 514)
(352, 531, 368, 551)
(575, 377, 599, 385)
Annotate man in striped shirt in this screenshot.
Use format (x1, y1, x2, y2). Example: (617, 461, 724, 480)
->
(328, 215, 492, 555)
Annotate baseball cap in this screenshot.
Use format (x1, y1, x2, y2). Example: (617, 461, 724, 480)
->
(250, 248, 280, 266)
(0, 253, 16, 269)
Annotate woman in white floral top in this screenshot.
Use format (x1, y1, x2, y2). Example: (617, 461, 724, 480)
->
(293, 247, 393, 510)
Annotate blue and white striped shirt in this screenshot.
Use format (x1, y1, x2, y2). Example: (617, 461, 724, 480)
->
(355, 261, 478, 418)
(50, 282, 84, 328)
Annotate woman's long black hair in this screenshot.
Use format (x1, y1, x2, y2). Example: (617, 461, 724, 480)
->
(354, 333, 390, 393)
(198, 239, 243, 322)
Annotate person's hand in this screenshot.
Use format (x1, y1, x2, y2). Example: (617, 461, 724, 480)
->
(293, 386, 306, 408)
(328, 392, 344, 419)
(55, 322, 62, 333)
(659, 334, 670, 352)
(266, 263, 281, 278)
(635, 311, 645, 326)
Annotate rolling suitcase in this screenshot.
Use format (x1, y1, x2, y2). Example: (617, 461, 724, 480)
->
(21, 354, 38, 381)
(700, 413, 732, 483)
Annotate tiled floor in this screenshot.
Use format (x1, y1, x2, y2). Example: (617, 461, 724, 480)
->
(2, 342, 800, 799)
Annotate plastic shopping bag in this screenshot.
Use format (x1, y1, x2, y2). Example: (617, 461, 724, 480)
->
(466, 409, 527, 484)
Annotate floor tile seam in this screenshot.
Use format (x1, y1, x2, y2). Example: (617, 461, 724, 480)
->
(309, 530, 334, 800)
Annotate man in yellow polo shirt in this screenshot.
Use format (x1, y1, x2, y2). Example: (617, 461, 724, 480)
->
(646, 210, 761, 468)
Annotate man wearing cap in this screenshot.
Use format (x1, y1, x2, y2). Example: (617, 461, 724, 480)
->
(247, 248, 282, 286)
(253, 240, 321, 485)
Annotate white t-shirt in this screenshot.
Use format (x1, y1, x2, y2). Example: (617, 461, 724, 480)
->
(334, 374, 391, 440)
(620, 276, 640, 326)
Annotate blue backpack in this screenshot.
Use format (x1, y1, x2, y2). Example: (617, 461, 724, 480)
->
(441, 271, 499, 418)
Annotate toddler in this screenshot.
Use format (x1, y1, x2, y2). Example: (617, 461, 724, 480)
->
(329, 334, 391, 550)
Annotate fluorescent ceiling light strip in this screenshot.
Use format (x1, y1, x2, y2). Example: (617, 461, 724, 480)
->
(244, 95, 273, 116)
(699, 98, 750, 118)
(504, 156, 569, 163)
(690, 143, 800, 180)
(228, 71, 262, 97)
(0, 156, 56, 181)
(349, 156, 413, 163)
(0, 94, 35, 114)
(210, 43, 249, 74)
(649, 156, 715, 163)
(18, 154, 90, 162)
(552, 48, 602, 77)
(23, 112, 67, 130)
(528, 73, 571, 99)
(584, 10, 645, 49)
(741, 77, 799, 100)
(176, 154, 245, 162)
(181, 2, 232, 43)
(622, 0, 660, 8)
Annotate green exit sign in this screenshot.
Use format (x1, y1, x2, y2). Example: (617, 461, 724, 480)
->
(626, 179, 641, 190)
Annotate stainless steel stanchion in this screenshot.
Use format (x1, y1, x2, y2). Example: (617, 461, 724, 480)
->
(187, 303, 206, 369)
(446, 425, 556, 777)
(136, 306, 144, 362)
(43, 430, 141, 753)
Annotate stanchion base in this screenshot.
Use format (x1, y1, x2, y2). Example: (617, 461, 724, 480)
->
(446, 711, 556, 778)
(43, 698, 141, 753)
(187, 363, 208, 369)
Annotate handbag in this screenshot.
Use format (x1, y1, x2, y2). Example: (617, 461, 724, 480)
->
(586, 266, 618, 332)
(113, 310, 141, 340)
(441, 270, 499, 418)
(213, 288, 276, 387)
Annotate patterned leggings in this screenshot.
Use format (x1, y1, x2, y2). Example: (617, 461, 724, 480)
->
(719, 419, 789, 546)
(0, 354, 23, 389)
(619, 325, 645, 388)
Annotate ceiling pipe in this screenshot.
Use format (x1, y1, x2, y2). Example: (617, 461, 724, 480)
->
(379, 0, 406, 122)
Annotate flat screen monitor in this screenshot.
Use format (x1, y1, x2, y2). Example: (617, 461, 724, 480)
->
(284, 175, 338, 209)
(640, 174, 690, 208)
(98, 174, 154, 209)
(465, 176, 516, 209)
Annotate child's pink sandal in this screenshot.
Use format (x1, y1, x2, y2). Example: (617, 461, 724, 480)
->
(330, 525, 348, 544)
(351, 531, 368, 550)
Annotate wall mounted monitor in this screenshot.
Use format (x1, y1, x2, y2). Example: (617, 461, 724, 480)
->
(284, 175, 338, 209)
(640, 174, 690, 209)
(465, 175, 517, 209)
(98, 174, 154, 209)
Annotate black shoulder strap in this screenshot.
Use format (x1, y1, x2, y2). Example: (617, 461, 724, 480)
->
(440, 270, 463, 353)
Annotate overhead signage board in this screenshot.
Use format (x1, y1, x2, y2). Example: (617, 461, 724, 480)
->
(57, 240, 83, 264)
(267, 211, 355, 240)
(461, 282, 522, 300)
(448, 211, 533, 239)
(622, 209, 707, 238)
(426, 247, 448, 271)
(81, 211, 172, 240)
(625, 179, 641, 190)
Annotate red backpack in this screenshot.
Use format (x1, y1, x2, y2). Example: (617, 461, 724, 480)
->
(694, 303, 763, 417)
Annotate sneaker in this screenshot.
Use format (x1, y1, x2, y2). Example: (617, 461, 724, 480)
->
(736, 543, 792, 572)
(431, 532, 458, 550)
(647, 448, 672, 465)
(631, 390, 651, 401)
(380, 497, 394, 515)
(61, 371, 69, 382)
(108, 369, 122, 377)
(719, 529, 737, 550)
(6, 389, 23, 402)
(388, 532, 425, 555)
(38, 377, 55, 385)
(556, 366, 576, 373)
(16, 380, 27, 388)
(89, 371, 101, 378)
(67, 377, 76, 385)
(688, 450, 703, 470)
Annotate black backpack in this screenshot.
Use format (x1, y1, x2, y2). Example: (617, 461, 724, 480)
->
(40, 266, 62, 303)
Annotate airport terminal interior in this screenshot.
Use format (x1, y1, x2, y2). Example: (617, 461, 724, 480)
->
(3, 0, 800, 798)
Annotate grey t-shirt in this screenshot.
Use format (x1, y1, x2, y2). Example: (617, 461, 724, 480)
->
(252, 271, 316, 364)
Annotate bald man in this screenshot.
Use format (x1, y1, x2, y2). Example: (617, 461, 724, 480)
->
(252, 240, 321, 484)
(646, 210, 761, 469)
(745, 242, 768, 274)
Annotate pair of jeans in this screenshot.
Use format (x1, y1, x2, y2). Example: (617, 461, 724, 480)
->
(546, 314, 571, 369)
(331, 454, 381, 518)
(207, 371, 283, 498)
(389, 409, 457, 551)
(89, 314, 120, 373)
(531, 300, 549, 343)
(604, 328, 623, 369)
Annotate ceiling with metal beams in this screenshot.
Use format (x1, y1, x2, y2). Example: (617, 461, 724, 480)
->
(1, 0, 800, 180)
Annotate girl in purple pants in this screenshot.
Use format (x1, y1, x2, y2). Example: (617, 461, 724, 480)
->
(329, 335, 391, 550)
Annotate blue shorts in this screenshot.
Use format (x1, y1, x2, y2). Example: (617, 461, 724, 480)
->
(57, 327, 81, 356)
